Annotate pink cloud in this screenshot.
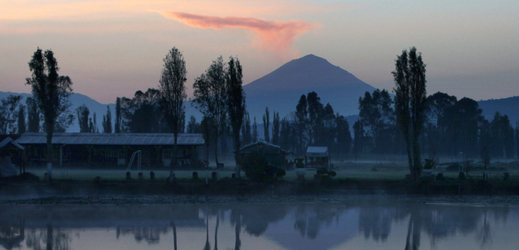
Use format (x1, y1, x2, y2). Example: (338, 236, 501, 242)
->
(161, 11, 319, 58)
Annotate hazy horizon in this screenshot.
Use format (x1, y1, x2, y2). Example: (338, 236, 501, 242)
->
(1, 0, 518, 104)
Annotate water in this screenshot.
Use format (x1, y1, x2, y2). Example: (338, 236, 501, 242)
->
(1, 196, 518, 250)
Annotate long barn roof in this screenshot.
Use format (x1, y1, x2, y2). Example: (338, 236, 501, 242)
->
(16, 133, 204, 146)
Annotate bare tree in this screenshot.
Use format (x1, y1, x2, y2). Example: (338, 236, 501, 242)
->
(26, 48, 73, 180)
(392, 47, 427, 183)
(159, 47, 187, 178)
(192, 56, 228, 167)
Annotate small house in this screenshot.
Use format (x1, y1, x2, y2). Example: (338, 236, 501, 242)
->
(0, 136, 24, 177)
(16, 132, 204, 168)
(238, 141, 290, 167)
(305, 146, 330, 169)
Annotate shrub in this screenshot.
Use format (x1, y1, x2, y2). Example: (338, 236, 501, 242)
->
(241, 152, 276, 182)
(328, 171, 337, 177)
(458, 172, 466, 180)
(275, 168, 286, 179)
(316, 167, 328, 176)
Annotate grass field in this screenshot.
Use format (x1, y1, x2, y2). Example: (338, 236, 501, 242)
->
(23, 159, 519, 182)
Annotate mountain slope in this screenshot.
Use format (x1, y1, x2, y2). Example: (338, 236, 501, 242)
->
(478, 96, 519, 123)
(0, 91, 114, 132)
(243, 54, 376, 119)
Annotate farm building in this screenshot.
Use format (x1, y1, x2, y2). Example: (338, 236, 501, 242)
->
(15, 133, 204, 168)
(305, 146, 330, 169)
(0, 136, 24, 177)
(238, 141, 290, 167)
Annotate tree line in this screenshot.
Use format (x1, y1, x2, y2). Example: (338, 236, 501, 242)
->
(3, 46, 518, 180)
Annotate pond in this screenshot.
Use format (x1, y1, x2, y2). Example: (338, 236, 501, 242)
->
(1, 196, 518, 250)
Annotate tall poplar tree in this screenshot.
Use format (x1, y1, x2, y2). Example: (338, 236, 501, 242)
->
(262, 107, 270, 142)
(392, 47, 427, 183)
(159, 47, 187, 171)
(226, 56, 246, 164)
(26, 48, 73, 180)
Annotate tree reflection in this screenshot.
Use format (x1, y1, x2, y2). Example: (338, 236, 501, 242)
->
(116, 227, 167, 244)
(293, 205, 340, 239)
(25, 225, 71, 250)
(0, 218, 25, 250)
(240, 204, 286, 236)
(477, 209, 492, 248)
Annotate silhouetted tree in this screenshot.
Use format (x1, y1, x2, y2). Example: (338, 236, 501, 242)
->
(115, 97, 121, 133)
(159, 47, 187, 171)
(26, 48, 73, 180)
(307, 92, 324, 145)
(102, 105, 112, 133)
(192, 56, 228, 166)
(490, 112, 512, 158)
(335, 114, 352, 157)
(440, 97, 483, 157)
(26, 97, 40, 132)
(241, 112, 252, 145)
(423, 92, 457, 159)
(252, 117, 258, 143)
(0, 95, 21, 134)
(353, 120, 365, 160)
(393, 47, 427, 182)
(272, 111, 280, 145)
(262, 107, 270, 142)
(17, 104, 26, 134)
(358, 89, 394, 153)
(76, 104, 90, 133)
(226, 56, 246, 164)
(279, 117, 292, 151)
(186, 116, 201, 133)
(120, 89, 165, 133)
(295, 94, 309, 155)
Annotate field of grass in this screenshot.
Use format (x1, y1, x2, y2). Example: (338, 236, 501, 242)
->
(22, 159, 519, 182)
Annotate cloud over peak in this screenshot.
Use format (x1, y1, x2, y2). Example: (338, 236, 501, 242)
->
(161, 11, 319, 58)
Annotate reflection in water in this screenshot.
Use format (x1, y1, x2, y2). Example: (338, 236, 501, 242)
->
(0, 198, 517, 249)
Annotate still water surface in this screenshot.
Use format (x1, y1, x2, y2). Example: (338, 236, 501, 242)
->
(1, 196, 518, 250)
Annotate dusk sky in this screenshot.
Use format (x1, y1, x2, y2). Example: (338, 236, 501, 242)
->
(1, 0, 518, 104)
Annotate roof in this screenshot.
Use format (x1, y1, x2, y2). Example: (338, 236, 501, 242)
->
(15, 133, 204, 146)
(0, 137, 24, 150)
(306, 146, 328, 154)
(239, 140, 290, 154)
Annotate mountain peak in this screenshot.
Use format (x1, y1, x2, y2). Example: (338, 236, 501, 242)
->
(242, 54, 376, 118)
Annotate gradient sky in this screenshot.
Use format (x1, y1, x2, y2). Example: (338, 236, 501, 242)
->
(1, 0, 518, 104)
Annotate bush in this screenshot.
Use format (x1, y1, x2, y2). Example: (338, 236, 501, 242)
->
(328, 171, 337, 177)
(275, 168, 286, 179)
(316, 167, 328, 176)
(241, 152, 276, 182)
(458, 172, 466, 180)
